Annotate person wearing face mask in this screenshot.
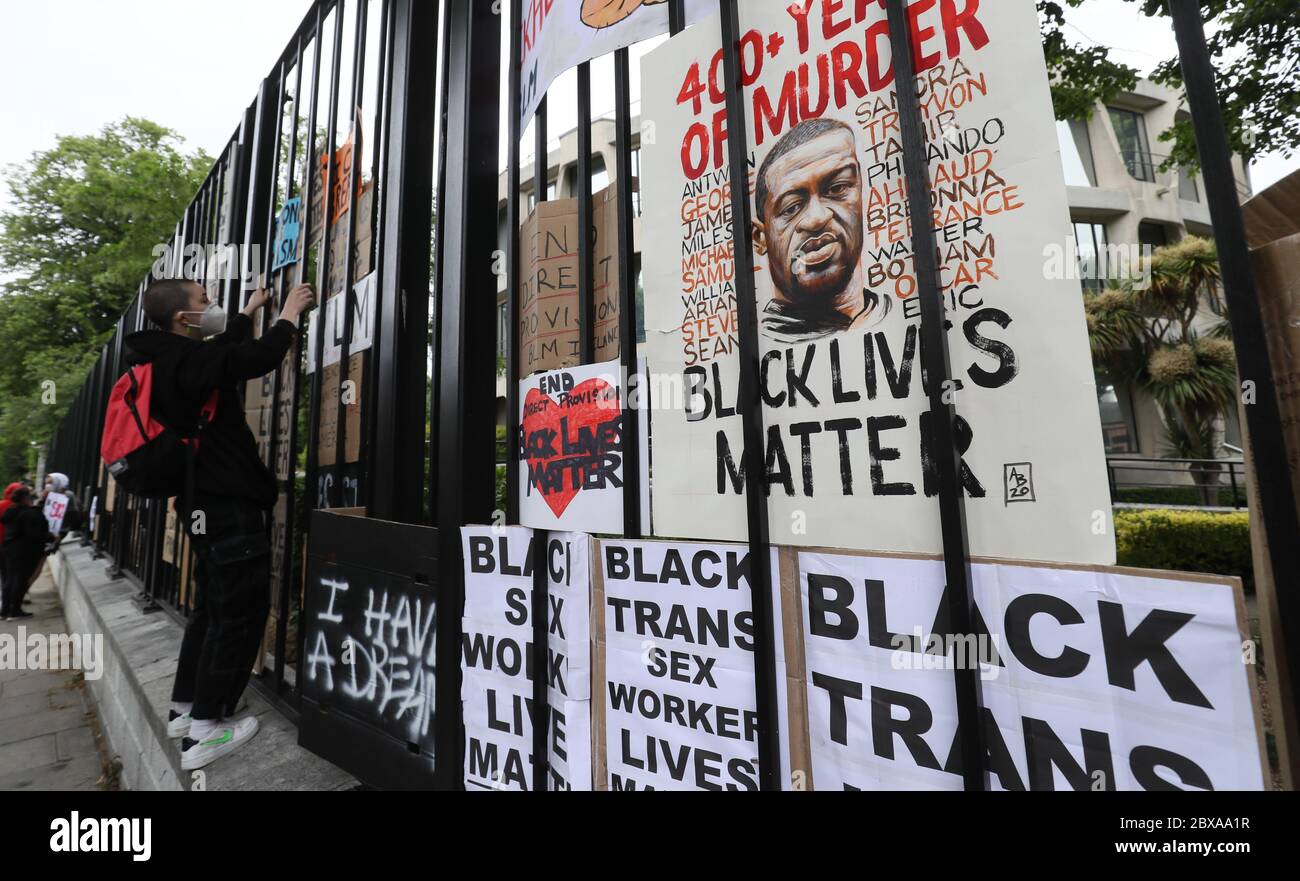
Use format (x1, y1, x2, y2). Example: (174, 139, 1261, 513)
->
(39, 472, 80, 550)
(125, 278, 314, 770)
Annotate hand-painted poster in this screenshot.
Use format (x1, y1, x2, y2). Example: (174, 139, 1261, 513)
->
(518, 358, 649, 533)
(795, 550, 1266, 790)
(596, 538, 792, 790)
(640, 0, 1116, 564)
(517, 0, 713, 125)
(461, 526, 593, 791)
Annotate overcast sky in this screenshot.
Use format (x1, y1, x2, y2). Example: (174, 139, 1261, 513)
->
(0, 0, 1294, 224)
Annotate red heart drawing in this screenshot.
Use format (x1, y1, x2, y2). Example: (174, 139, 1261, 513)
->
(521, 378, 621, 518)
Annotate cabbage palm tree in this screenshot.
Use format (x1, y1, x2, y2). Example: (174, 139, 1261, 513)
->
(1084, 236, 1238, 502)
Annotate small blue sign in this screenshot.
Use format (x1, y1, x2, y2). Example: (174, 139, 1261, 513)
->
(272, 197, 303, 271)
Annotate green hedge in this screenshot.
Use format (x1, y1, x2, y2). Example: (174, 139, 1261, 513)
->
(1112, 485, 1248, 508)
(1114, 508, 1254, 592)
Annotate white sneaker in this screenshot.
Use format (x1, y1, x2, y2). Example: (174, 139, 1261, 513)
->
(167, 697, 249, 738)
(180, 716, 260, 771)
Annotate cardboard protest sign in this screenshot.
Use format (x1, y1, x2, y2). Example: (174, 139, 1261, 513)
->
(639, 1, 1115, 564)
(42, 491, 69, 536)
(1237, 168, 1300, 787)
(318, 352, 364, 466)
(517, 187, 622, 379)
(461, 526, 593, 791)
(595, 538, 791, 790)
(518, 358, 648, 532)
(795, 549, 1266, 790)
(516, 0, 713, 127)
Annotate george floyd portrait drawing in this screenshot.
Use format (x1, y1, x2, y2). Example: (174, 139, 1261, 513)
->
(581, 0, 668, 29)
(752, 118, 893, 345)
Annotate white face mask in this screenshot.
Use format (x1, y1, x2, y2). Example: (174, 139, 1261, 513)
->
(179, 303, 227, 338)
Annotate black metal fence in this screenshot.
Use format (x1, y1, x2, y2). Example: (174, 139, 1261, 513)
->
(50, 0, 432, 713)
(42, 0, 1300, 792)
(1107, 456, 1248, 509)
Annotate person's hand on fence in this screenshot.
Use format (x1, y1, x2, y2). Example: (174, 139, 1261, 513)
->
(241, 287, 272, 317)
(278, 284, 316, 326)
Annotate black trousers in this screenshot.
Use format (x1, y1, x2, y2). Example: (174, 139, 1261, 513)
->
(170, 494, 271, 721)
(1, 546, 40, 616)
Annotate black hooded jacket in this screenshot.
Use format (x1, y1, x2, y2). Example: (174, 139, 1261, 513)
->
(124, 313, 297, 510)
(2, 504, 52, 570)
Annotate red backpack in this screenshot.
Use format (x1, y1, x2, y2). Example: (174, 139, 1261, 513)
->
(101, 364, 218, 499)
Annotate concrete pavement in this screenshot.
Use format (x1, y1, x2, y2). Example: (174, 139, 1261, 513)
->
(0, 563, 116, 791)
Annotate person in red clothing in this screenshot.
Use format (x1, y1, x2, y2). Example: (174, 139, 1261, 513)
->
(1, 486, 53, 619)
(0, 482, 27, 611)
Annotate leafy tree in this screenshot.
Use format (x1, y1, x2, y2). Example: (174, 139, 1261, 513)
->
(1085, 236, 1238, 500)
(0, 117, 211, 478)
(1040, 0, 1299, 170)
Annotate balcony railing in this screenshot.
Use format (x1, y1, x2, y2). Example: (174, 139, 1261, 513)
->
(1120, 149, 1251, 201)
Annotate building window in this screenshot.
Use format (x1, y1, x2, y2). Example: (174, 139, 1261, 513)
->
(497, 302, 508, 358)
(1072, 221, 1109, 292)
(563, 154, 610, 197)
(1138, 221, 1170, 251)
(1107, 107, 1156, 183)
(1096, 373, 1138, 454)
(1057, 119, 1096, 187)
(1178, 166, 1200, 202)
(630, 148, 642, 216)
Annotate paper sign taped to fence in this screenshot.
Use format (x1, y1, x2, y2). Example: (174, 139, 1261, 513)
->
(307, 271, 377, 373)
(518, 358, 647, 533)
(272, 196, 303, 271)
(42, 491, 68, 536)
(598, 538, 791, 790)
(797, 550, 1265, 790)
(461, 526, 593, 791)
(639, 1, 1115, 564)
(517, 0, 712, 126)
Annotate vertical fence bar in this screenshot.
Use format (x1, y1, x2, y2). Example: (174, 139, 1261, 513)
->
(527, 56, 555, 798)
(716, 0, 779, 792)
(882, 0, 986, 790)
(577, 65, 594, 364)
(427, 0, 452, 526)
(613, 49, 641, 538)
(294, 3, 329, 684)
(333, 0, 368, 487)
(361, 0, 393, 513)
(504, 0, 523, 527)
(269, 35, 306, 696)
(307, 0, 347, 512)
(1169, 0, 1300, 784)
(372, 0, 437, 524)
(669, 0, 686, 34)
(434, 0, 501, 790)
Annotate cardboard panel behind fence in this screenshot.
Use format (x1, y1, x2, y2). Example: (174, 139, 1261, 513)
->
(1242, 169, 1300, 788)
(518, 186, 622, 379)
(317, 353, 364, 466)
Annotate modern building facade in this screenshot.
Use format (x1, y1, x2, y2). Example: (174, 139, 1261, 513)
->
(1058, 78, 1252, 472)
